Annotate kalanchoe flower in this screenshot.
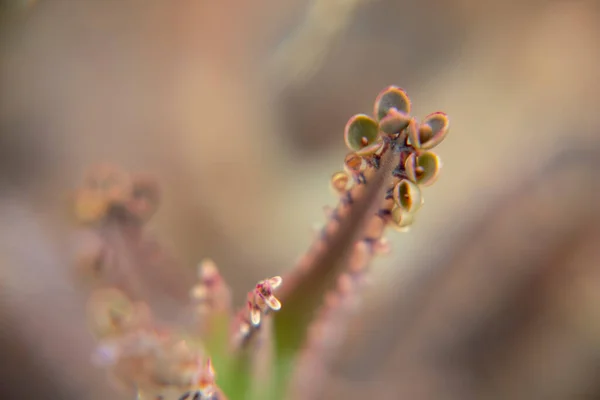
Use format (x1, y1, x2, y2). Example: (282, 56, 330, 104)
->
(70, 84, 450, 400)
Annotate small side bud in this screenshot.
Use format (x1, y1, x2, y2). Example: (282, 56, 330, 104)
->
(330, 171, 352, 195)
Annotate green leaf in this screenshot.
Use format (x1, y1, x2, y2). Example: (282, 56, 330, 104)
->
(392, 179, 423, 213)
(417, 112, 450, 149)
(374, 86, 411, 121)
(344, 114, 381, 154)
(405, 151, 441, 187)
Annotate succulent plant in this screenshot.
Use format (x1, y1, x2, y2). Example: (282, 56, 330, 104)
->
(71, 86, 450, 400)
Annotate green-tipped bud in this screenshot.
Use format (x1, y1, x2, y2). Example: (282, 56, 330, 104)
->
(344, 114, 381, 155)
(405, 151, 442, 187)
(417, 112, 450, 149)
(374, 86, 411, 121)
(392, 179, 423, 213)
(379, 108, 411, 135)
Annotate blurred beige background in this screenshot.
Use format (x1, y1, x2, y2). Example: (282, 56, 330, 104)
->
(1, 0, 599, 399)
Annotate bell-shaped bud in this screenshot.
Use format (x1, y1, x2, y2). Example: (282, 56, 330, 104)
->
(389, 207, 415, 232)
(343, 153, 366, 175)
(416, 112, 450, 149)
(392, 179, 423, 213)
(379, 108, 411, 135)
(330, 171, 352, 194)
(344, 114, 382, 155)
(374, 86, 411, 121)
(405, 151, 442, 187)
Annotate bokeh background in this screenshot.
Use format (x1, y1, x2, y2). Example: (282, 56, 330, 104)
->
(1, 0, 599, 399)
